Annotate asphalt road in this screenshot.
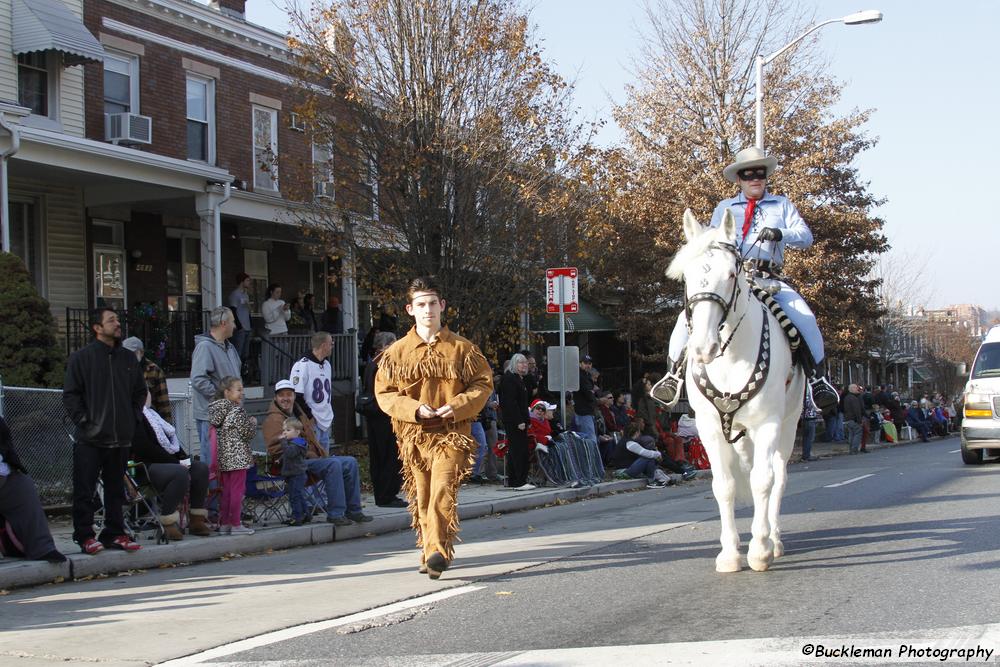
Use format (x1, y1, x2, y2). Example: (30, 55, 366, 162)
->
(6, 436, 1000, 667)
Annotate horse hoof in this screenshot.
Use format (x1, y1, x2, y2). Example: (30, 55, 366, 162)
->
(773, 541, 785, 559)
(716, 552, 742, 573)
(747, 554, 773, 571)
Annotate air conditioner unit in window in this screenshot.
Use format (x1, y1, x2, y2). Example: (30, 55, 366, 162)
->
(315, 181, 335, 199)
(105, 112, 152, 145)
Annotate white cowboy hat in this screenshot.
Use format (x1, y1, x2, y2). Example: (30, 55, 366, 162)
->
(722, 147, 779, 183)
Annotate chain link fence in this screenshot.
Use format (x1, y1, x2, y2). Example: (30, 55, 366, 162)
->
(0, 378, 197, 506)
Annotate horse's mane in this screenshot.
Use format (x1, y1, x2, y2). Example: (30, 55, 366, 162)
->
(666, 225, 723, 280)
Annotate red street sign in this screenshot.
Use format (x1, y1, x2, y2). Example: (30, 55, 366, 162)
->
(546, 267, 578, 313)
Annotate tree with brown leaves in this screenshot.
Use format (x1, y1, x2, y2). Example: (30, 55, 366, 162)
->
(286, 0, 590, 358)
(584, 0, 887, 363)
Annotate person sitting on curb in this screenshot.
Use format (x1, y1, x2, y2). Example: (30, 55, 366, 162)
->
(131, 392, 212, 541)
(262, 380, 372, 527)
(609, 420, 674, 489)
(0, 417, 66, 563)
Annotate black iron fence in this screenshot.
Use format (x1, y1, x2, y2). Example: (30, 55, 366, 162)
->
(66, 307, 209, 375)
(65, 308, 357, 386)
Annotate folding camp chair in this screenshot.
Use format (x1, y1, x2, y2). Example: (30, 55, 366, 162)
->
(243, 457, 289, 526)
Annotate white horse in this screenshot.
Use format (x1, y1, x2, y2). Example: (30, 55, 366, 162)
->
(666, 209, 805, 573)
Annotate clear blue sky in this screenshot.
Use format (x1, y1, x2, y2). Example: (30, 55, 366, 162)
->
(236, 0, 999, 311)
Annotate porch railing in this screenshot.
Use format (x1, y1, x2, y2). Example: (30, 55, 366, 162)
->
(66, 308, 209, 375)
(65, 308, 357, 386)
(256, 332, 357, 387)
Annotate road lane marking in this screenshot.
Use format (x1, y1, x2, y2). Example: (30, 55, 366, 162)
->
(158, 584, 485, 666)
(824, 474, 875, 488)
(949, 449, 961, 453)
(177, 623, 1000, 666)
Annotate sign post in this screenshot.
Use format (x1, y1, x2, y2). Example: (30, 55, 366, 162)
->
(546, 267, 579, 428)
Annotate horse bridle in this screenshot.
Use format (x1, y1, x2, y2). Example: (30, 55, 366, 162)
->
(684, 242, 742, 337)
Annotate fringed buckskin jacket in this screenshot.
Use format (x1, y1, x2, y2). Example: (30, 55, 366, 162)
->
(374, 326, 493, 453)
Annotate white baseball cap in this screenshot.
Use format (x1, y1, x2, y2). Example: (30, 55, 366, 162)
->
(274, 379, 295, 392)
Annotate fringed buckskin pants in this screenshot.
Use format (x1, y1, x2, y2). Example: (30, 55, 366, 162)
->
(403, 436, 474, 563)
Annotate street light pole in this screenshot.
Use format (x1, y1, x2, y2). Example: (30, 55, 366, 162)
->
(754, 10, 883, 150)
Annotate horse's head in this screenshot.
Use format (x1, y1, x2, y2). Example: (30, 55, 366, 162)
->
(666, 209, 742, 364)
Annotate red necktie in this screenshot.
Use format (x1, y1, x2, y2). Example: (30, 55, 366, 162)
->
(741, 198, 758, 240)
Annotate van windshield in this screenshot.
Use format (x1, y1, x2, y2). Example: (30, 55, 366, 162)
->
(972, 342, 1000, 379)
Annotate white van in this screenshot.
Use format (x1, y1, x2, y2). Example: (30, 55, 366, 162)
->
(961, 325, 1000, 464)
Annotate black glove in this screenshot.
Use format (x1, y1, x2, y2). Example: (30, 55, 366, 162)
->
(758, 227, 782, 242)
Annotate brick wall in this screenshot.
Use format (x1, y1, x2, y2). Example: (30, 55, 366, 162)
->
(82, 0, 354, 202)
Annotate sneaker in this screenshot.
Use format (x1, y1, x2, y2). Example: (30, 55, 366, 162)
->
(681, 469, 698, 481)
(613, 470, 630, 480)
(107, 535, 142, 552)
(376, 498, 408, 508)
(646, 480, 668, 489)
(229, 525, 255, 535)
(346, 511, 373, 523)
(514, 483, 536, 491)
(219, 525, 232, 535)
(284, 518, 302, 526)
(328, 516, 354, 527)
(79, 538, 104, 555)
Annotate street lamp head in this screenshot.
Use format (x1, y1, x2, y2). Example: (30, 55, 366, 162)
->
(842, 10, 883, 25)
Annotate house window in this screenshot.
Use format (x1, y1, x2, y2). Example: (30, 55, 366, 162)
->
(243, 249, 269, 312)
(296, 256, 327, 305)
(17, 53, 50, 116)
(103, 52, 139, 115)
(252, 105, 278, 191)
(313, 141, 334, 199)
(9, 199, 44, 293)
(186, 75, 215, 163)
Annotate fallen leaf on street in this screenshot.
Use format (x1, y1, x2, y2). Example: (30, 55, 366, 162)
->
(527, 525, 536, 532)
(495, 591, 513, 596)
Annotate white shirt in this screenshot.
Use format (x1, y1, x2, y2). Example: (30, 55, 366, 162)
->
(290, 354, 334, 430)
(261, 298, 290, 335)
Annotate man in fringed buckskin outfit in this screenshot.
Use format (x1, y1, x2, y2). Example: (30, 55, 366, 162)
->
(374, 276, 493, 579)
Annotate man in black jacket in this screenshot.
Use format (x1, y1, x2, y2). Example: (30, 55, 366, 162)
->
(63, 308, 147, 554)
(574, 355, 598, 446)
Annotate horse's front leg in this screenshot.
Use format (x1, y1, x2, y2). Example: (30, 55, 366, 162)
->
(768, 411, 799, 559)
(705, 436, 742, 573)
(746, 423, 781, 572)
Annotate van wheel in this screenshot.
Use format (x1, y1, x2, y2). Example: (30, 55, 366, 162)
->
(961, 442, 983, 465)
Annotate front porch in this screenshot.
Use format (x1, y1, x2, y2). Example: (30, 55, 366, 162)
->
(64, 307, 357, 386)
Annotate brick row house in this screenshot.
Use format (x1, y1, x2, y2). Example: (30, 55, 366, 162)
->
(0, 0, 368, 400)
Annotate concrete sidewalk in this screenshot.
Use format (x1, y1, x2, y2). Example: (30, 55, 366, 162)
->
(0, 429, 943, 591)
(0, 476, 660, 591)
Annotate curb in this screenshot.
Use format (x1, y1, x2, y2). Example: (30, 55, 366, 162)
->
(1, 479, 646, 591)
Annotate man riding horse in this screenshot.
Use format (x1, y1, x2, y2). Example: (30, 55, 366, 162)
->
(653, 146, 839, 410)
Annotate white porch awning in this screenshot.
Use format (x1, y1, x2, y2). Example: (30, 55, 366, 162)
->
(12, 0, 105, 66)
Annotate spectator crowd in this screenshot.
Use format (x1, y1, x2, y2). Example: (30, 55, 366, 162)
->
(0, 295, 961, 567)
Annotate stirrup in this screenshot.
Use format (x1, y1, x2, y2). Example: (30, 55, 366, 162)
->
(651, 360, 685, 408)
(809, 375, 839, 411)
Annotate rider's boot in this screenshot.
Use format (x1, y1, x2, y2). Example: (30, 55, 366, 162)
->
(650, 356, 686, 407)
(805, 354, 839, 411)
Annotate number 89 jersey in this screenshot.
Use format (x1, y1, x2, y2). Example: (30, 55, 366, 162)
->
(290, 355, 334, 430)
